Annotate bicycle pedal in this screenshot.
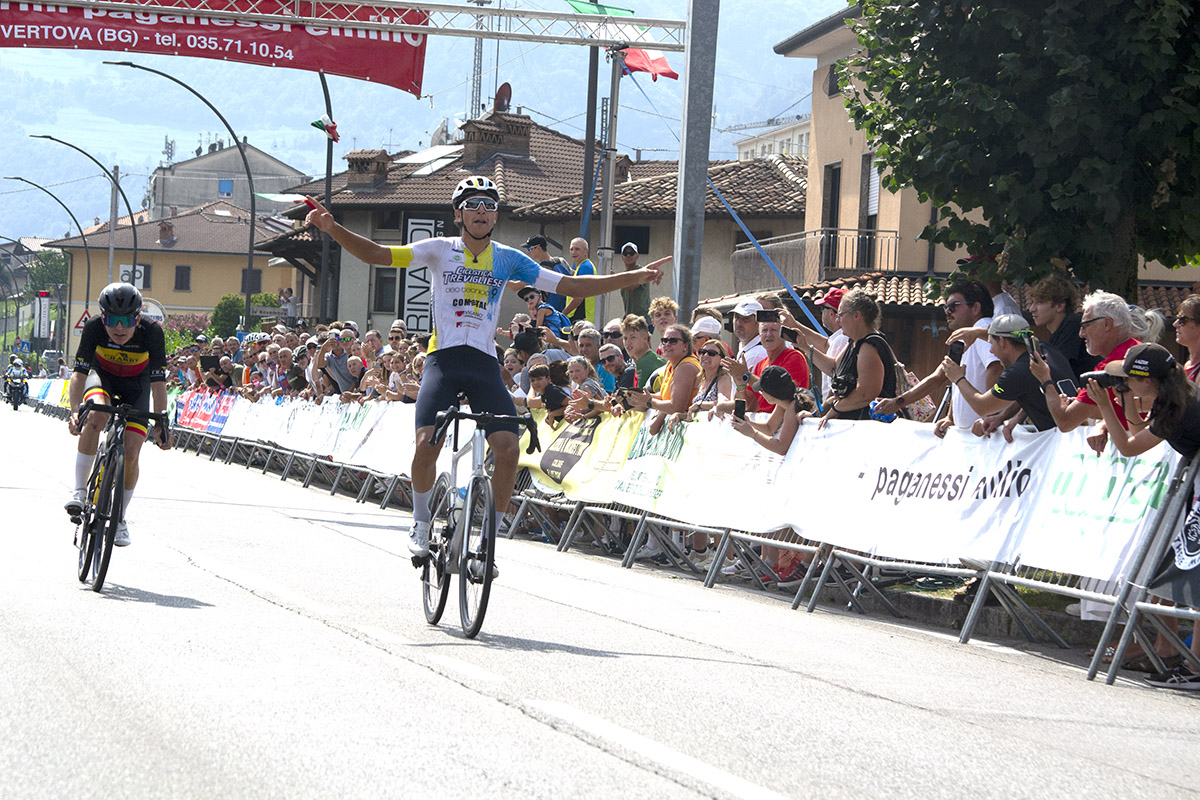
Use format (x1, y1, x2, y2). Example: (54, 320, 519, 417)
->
(411, 555, 427, 569)
(69, 514, 83, 525)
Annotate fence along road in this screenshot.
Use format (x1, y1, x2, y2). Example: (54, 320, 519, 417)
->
(0, 409, 1195, 798)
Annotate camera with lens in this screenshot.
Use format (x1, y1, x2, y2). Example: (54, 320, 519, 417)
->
(1080, 370, 1126, 390)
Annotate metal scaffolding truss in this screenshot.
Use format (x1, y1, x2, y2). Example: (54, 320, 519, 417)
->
(51, 0, 688, 51)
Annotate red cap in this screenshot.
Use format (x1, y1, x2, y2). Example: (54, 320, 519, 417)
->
(815, 288, 846, 311)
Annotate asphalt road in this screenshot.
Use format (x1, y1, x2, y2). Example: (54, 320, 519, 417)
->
(1, 405, 1197, 799)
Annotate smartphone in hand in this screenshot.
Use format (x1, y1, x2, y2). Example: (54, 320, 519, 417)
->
(734, 399, 746, 420)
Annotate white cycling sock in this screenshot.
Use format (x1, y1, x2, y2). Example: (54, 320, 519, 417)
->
(123, 488, 134, 520)
(493, 510, 506, 536)
(412, 488, 431, 524)
(74, 451, 93, 492)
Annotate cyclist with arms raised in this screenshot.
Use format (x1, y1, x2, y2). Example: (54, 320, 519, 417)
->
(304, 176, 663, 564)
(64, 283, 172, 546)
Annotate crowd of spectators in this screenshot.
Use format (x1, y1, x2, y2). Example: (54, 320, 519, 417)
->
(165, 317, 429, 406)
(153, 271, 1198, 687)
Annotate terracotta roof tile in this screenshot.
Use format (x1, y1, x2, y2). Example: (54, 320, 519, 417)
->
(509, 155, 807, 221)
(701, 272, 1200, 316)
(285, 115, 594, 209)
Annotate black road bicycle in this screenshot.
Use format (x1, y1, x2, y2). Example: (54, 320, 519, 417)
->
(72, 400, 169, 592)
(417, 400, 540, 638)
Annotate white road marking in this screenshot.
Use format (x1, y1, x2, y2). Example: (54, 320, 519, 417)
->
(530, 700, 793, 800)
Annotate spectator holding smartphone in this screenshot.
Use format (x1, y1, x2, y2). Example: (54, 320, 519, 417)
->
(942, 315, 1074, 435)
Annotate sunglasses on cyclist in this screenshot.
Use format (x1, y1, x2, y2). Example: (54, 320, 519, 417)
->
(102, 313, 139, 328)
(458, 196, 499, 212)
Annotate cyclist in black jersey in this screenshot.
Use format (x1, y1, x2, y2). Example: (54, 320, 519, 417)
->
(64, 283, 172, 547)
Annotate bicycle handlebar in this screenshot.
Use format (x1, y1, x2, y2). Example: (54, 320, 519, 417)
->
(77, 400, 171, 445)
(431, 404, 542, 455)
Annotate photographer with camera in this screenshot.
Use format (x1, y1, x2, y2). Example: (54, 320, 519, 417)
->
(941, 315, 1074, 435)
(1030, 290, 1164, 433)
(1086, 343, 1200, 689)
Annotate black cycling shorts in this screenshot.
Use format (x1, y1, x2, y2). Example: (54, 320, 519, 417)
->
(415, 345, 520, 436)
(83, 370, 152, 437)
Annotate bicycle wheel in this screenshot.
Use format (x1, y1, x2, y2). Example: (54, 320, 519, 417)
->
(458, 475, 495, 638)
(421, 473, 453, 625)
(90, 447, 124, 593)
(76, 447, 106, 583)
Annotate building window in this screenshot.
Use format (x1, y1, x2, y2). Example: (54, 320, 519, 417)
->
(825, 64, 840, 97)
(174, 265, 191, 292)
(613, 225, 651, 257)
(373, 267, 398, 314)
(218, 179, 233, 198)
(377, 209, 402, 230)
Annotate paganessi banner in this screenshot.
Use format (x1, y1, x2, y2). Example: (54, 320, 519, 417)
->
(519, 412, 1176, 583)
(0, 2, 427, 95)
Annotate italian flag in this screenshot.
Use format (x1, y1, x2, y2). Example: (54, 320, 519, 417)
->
(565, 0, 680, 81)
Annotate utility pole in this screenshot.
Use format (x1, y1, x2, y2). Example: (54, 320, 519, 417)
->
(107, 164, 119, 284)
(672, 0, 720, 317)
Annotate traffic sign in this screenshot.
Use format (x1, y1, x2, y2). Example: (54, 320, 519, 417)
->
(73, 310, 91, 336)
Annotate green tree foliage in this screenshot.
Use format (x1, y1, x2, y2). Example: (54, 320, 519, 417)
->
(21, 250, 69, 301)
(843, 0, 1200, 298)
(210, 292, 282, 338)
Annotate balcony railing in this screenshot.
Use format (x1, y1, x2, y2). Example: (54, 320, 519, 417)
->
(731, 227, 899, 295)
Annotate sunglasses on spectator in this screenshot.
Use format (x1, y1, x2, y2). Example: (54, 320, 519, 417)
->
(458, 196, 498, 212)
(602, 330, 623, 339)
(388, 334, 403, 340)
(943, 301, 966, 313)
(697, 348, 722, 357)
(103, 313, 138, 328)
(660, 337, 684, 345)
(601, 354, 621, 364)
(1174, 315, 1200, 325)
(338, 332, 354, 342)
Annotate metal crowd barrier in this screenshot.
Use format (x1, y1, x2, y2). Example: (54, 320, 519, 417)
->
(28, 391, 1198, 685)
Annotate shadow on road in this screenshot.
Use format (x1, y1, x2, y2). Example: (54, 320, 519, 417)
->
(443, 631, 766, 669)
(90, 583, 215, 609)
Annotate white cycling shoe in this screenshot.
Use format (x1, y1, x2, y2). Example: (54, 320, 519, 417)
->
(64, 489, 86, 518)
(114, 520, 131, 547)
(408, 520, 431, 558)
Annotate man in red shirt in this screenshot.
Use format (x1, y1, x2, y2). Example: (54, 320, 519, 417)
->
(738, 308, 809, 413)
(1031, 290, 1163, 432)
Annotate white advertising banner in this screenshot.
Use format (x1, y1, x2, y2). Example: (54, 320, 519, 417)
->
(166, 389, 1177, 583)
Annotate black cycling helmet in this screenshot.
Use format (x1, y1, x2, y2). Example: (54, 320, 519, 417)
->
(8, 355, 15, 364)
(451, 176, 499, 209)
(98, 282, 143, 317)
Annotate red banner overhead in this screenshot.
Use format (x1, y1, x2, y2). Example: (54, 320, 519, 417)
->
(0, 2, 427, 95)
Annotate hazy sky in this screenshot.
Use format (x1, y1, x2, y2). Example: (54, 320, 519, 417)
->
(0, 0, 844, 240)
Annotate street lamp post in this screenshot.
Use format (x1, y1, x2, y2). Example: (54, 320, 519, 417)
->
(105, 61, 257, 328)
(4, 178, 93, 332)
(29, 135, 139, 282)
(0, 233, 25, 346)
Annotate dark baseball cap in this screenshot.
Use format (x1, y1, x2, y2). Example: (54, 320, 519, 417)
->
(523, 235, 548, 250)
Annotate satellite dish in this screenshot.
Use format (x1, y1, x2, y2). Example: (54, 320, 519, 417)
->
(494, 82, 512, 113)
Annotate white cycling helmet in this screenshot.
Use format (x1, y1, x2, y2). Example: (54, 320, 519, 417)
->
(451, 176, 500, 208)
